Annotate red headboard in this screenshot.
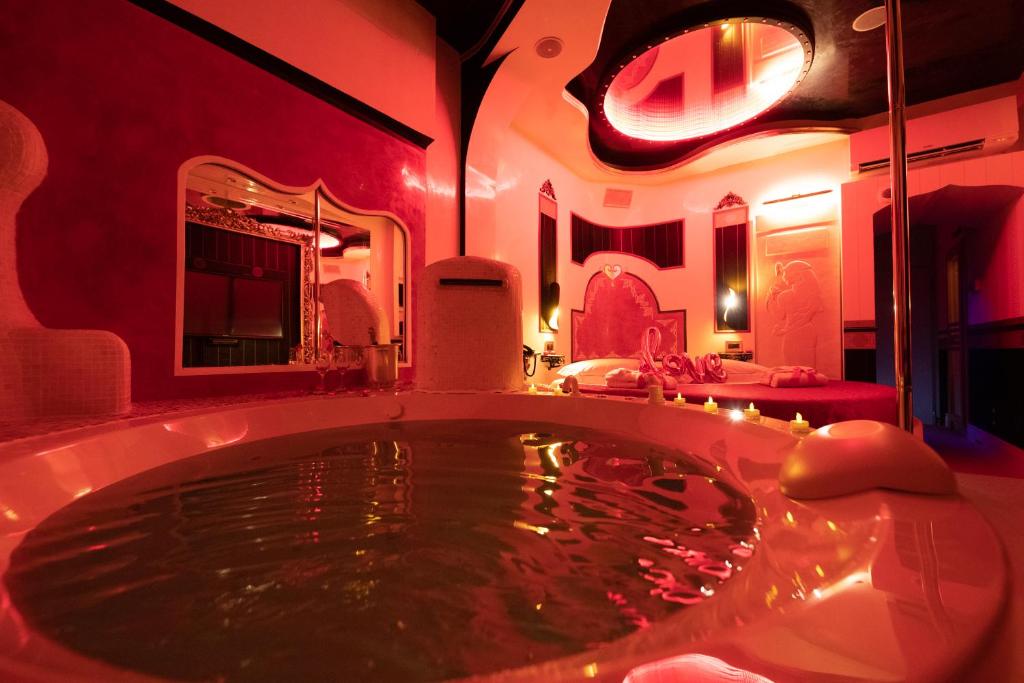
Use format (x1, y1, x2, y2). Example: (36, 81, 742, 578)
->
(571, 269, 686, 362)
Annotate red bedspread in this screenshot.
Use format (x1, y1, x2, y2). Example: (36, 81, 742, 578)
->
(578, 381, 898, 428)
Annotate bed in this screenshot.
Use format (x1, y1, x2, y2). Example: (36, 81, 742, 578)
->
(558, 269, 897, 428)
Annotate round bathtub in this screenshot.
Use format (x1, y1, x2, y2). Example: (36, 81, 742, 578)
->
(0, 392, 1006, 682)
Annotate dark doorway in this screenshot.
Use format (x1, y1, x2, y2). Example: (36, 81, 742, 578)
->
(873, 184, 1024, 447)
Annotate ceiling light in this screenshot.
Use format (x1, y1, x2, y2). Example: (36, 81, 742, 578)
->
(318, 233, 341, 250)
(535, 36, 563, 59)
(342, 245, 371, 260)
(852, 7, 886, 32)
(203, 195, 249, 211)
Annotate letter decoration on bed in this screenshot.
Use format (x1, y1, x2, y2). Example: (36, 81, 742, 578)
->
(636, 326, 727, 388)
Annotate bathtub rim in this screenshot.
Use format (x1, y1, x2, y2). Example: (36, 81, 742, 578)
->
(0, 391, 1008, 683)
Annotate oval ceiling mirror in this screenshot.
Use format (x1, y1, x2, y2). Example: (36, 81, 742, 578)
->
(603, 20, 811, 142)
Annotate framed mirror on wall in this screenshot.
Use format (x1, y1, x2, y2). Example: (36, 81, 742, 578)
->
(175, 158, 410, 375)
(713, 196, 750, 333)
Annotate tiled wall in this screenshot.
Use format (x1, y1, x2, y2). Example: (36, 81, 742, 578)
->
(1, 100, 130, 423)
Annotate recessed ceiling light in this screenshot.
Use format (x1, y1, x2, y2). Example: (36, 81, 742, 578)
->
(852, 6, 886, 32)
(203, 195, 249, 211)
(535, 36, 563, 59)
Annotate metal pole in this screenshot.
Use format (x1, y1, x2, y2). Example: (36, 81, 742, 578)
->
(884, 0, 913, 432)
(313, 190, 322, 361)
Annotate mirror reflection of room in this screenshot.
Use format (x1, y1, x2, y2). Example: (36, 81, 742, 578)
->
(181, 162, 407, 370)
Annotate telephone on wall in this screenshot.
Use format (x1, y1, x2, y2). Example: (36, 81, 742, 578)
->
(523, 343, 564, 376)
(523, 344, 537, 377)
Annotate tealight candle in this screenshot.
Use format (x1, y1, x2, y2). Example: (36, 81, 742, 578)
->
(528, 384, 538, 394)
(703, 396, 718, 414)
(790, 412, 811, 434)
(552, 386, 563, 396)
(673, 393, 686, 406)
(743, 402, 761, 422)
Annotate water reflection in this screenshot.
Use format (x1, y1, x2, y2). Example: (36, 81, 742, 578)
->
(6, 421, 757, 682)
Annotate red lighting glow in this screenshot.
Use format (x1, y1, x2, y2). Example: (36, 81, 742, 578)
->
(604, 22, 807, 142)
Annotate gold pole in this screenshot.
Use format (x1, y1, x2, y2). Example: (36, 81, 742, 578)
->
(313, 189, 322, 361)
(885, 0, 914, 432)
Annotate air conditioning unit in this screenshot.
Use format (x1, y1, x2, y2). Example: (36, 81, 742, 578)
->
(850, 95, 1018, 174)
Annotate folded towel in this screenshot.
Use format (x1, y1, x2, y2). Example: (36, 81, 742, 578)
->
(761, 366, 828, 388)
(605, 368, 642, 388)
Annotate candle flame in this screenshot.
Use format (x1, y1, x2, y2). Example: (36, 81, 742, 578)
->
(749, 402, 755, 410)
(796, 412, 803, 421)
(707, 396, 713, 403)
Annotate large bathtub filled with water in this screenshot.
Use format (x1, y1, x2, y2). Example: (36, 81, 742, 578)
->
(0, 391, 1006, 682)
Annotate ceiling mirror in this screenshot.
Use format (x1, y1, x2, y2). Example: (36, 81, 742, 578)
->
(604, 20, 810, 142)
(177, 159, 409, 374)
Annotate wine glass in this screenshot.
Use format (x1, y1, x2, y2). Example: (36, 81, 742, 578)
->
(313, 350, 332, 395)
(333, 345, 358, 393)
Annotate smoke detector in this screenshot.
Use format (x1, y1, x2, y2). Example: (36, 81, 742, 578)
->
(852, 6, 886, 32)
(535, 36, 563, 59)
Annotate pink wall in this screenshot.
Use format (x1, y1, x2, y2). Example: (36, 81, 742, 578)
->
(0, 0, 428, 400)
(167, 0, 462, 266)
(167, 0, 437, 135)
(425, 39, 462, 265)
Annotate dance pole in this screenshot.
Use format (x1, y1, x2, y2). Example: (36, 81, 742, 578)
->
(885, 0, 913, 432)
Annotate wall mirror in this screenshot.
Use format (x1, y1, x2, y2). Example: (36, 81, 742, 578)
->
(176, 159, 409, 374)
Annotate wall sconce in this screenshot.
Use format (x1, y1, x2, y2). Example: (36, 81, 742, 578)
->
(762, 189, 833, 205)
(542, 282, 560, 332)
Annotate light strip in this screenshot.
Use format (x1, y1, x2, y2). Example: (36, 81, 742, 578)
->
(762, 189, 833, 205)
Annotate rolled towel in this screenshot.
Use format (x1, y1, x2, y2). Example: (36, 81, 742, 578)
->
(605, 368, 643, 389)
(761, 366, 828, 388)
(699, 353, 727, 383)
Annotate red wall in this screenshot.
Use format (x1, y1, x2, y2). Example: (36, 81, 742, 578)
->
(0, 0, 426, 400)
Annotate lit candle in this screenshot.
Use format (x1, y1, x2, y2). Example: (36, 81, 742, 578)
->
(790, 412, 811, 434)
(703, 396, 718, 414)
(552, 386, 563, 396)
(743, 402, 761, 422)
(673, 393, 686, 406)
(528, 384, 538, 394)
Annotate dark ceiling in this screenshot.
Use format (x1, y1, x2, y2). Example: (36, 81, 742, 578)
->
(416, 0, 512, 56)
(568, 0, 1024, 170)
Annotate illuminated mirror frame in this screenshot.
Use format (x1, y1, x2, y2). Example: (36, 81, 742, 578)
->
(713, 192, 750, 333)
(175, 156, 412, 375)
(539, 180, 559, 333)
(596, 15, 813, 143)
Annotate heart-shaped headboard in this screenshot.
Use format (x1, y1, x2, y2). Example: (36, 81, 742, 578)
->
(571, 270, 686, 362)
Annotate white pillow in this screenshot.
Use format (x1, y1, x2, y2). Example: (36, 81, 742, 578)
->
(558, 358, 640, 383)
(720, 359, 770, 384)
(558, 356, 770, 384)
